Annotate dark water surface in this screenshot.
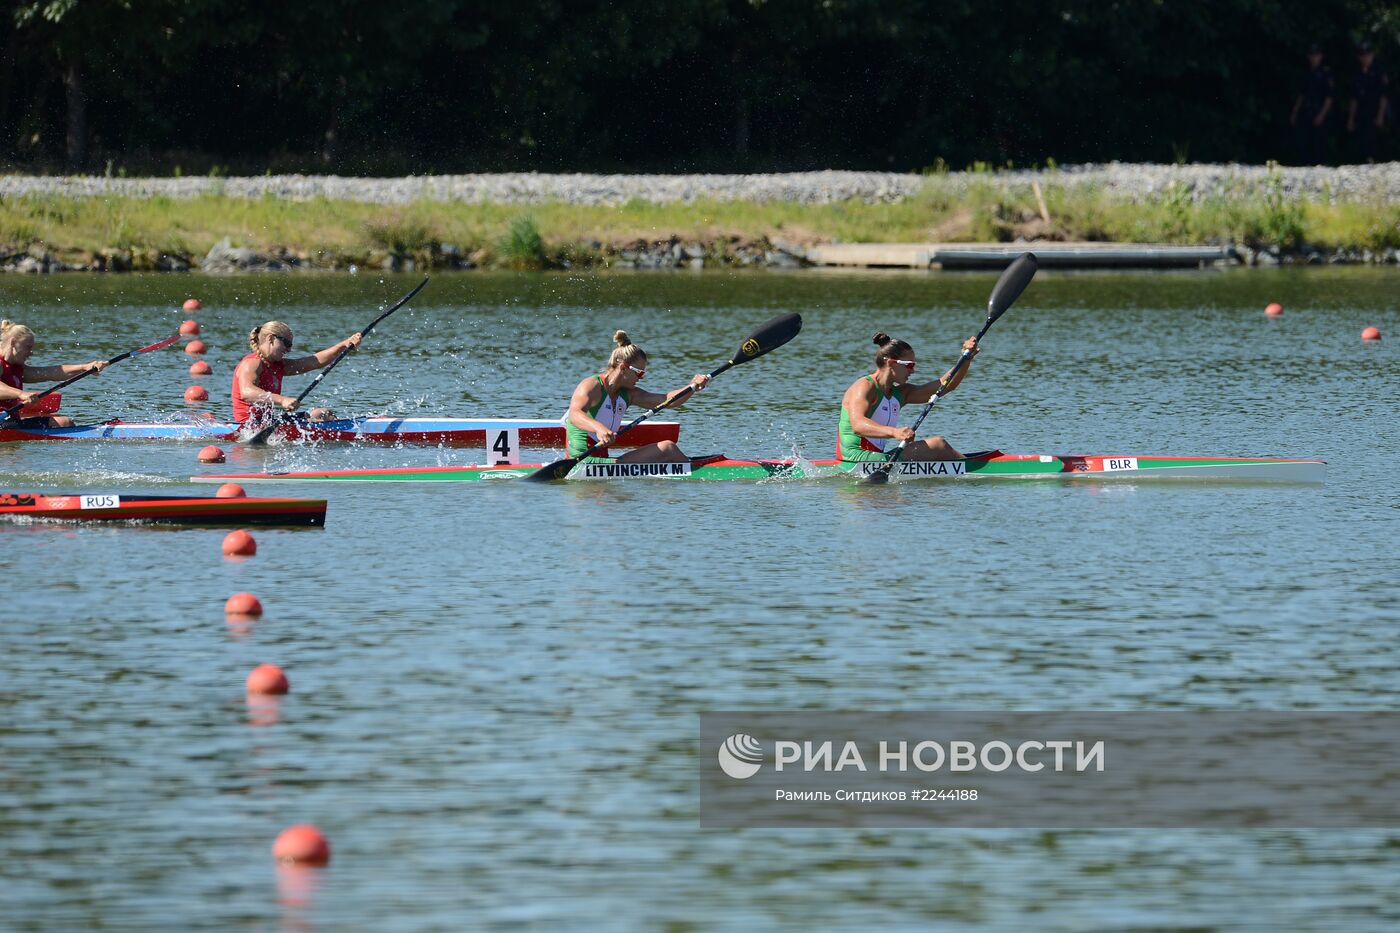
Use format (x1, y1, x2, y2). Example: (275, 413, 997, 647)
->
(2, 268, 1398, 931)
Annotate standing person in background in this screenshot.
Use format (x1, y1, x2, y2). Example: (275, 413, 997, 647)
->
(1291, 44, 1335, 165)
(1347, 41, 1389, 163)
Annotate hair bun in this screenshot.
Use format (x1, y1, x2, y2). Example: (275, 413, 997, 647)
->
(613, 330, 631, 348)
(872, 332, 891, 346)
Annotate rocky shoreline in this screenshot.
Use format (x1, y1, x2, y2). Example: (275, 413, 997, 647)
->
(6, 236, 1396, 275)
(0, 235, 816, 274)
(3, 165, 1399, 273)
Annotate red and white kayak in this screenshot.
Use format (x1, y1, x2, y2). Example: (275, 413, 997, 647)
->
(0, 491, 327, 526)
(0, 416, 681, 448)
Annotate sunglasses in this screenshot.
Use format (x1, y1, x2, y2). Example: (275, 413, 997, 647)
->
(888, 358, 915, 371)
(270, 333, 294, 349)
(625, 364, 646, 379)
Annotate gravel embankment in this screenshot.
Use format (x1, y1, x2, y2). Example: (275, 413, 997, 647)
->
(2, 163, 1398, 204)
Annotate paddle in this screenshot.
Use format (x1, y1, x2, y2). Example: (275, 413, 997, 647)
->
(524, 312, 804, 482)
(0, 331, 182, 425)
(244, 276, 429, 444)
(862, 252, 1038, 485)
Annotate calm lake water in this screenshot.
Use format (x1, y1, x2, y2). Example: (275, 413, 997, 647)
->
(2, 268, 1398, 931)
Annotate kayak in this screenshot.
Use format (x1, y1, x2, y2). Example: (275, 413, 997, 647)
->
(0, 492, 327, 526)
(191, 451, 1327, 484)
(0, 416, 681, 448)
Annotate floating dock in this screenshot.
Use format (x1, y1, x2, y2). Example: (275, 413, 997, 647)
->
(804, 242, 1235, 270)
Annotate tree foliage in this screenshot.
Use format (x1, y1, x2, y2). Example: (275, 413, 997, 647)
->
(2, 0, 1396, 173)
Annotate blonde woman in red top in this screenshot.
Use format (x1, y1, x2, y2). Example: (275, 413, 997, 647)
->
(0, 320, 108, 427)
(232, 320, 361, 425)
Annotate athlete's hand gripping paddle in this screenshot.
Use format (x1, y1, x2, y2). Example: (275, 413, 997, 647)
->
(525, 312, 803, 482)
(862, 252, 1037, 485)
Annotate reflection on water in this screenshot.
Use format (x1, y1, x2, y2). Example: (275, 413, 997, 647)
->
(1, 269, 1397, 930)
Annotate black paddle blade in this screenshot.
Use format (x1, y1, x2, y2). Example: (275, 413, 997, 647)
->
(861, 468, 891, 485)
(243, 417, 282, 446)
(986, 253, 1037, 327)
(522, 457, 578, 482)
(729, 313, 802, 365)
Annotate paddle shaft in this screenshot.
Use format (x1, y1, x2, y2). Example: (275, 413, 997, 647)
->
(0, 332, 181, 424)
(283, 275, 429, 411)
(882, 315, 995, 459)
(245, 276, 429, 443)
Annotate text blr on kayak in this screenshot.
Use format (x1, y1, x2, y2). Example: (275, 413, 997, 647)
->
(194, 451, 1327, 484)
(0, 417, 681, 447)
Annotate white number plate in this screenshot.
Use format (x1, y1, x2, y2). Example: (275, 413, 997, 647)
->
(79, 495, 121, 509)
(486, 427, 521, 465)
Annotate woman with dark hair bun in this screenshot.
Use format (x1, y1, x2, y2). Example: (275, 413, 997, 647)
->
(836, 331, 980, 462)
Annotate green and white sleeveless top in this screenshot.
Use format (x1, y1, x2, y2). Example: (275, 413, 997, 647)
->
(565, 375, 631, 456)
(837, 375, 905, 458)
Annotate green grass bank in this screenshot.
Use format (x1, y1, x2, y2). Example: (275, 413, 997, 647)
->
(3, 174, 1399, 272)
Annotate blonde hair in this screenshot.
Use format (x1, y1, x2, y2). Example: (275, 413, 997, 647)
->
(249, 320, 293, 358)
(0, 320, 34, 350)
(607, 330, 645, 368)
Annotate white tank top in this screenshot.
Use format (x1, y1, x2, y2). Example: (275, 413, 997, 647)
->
(866, 393, 901, 451)
(590, 392, 627, 438)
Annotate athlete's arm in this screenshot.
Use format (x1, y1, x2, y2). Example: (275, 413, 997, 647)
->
(0, 384, 35, 404)
(904, 338, 979, 403)
(629, 373, 709, 411)
(21, 360, 108, 382)
(283, 333, 362, 376)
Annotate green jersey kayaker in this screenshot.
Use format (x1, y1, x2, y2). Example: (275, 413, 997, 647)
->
(837, 331, 979, 462)
(565, 330, 709, 462)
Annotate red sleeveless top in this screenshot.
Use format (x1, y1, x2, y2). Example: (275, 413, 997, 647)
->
(231, 353, 284, 423)
(1, 358, 24, 412)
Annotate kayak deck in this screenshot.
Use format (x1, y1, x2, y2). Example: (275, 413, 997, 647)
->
(191, 451, 1327, 484)
(0, 417, 681, 448)
(0, 492, 327, 526)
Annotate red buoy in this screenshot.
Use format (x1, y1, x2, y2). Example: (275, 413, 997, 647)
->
(184, 339, 207, 356)
(225, 592, 263, 617)
(215, 483, 247, 498)
(246, 663, 289, 695)
(183, 298, 203, 312)
(273, 825, 330, 866)
(189, 360, 212, 376)
(197, 445, 225, 463)
(1264, 302, 1284, 317)
(223, 529, 257, 557)
(184, 385, 209, 402)
(180, 319, 200, 336)
(1362, 325, 1382, 341)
